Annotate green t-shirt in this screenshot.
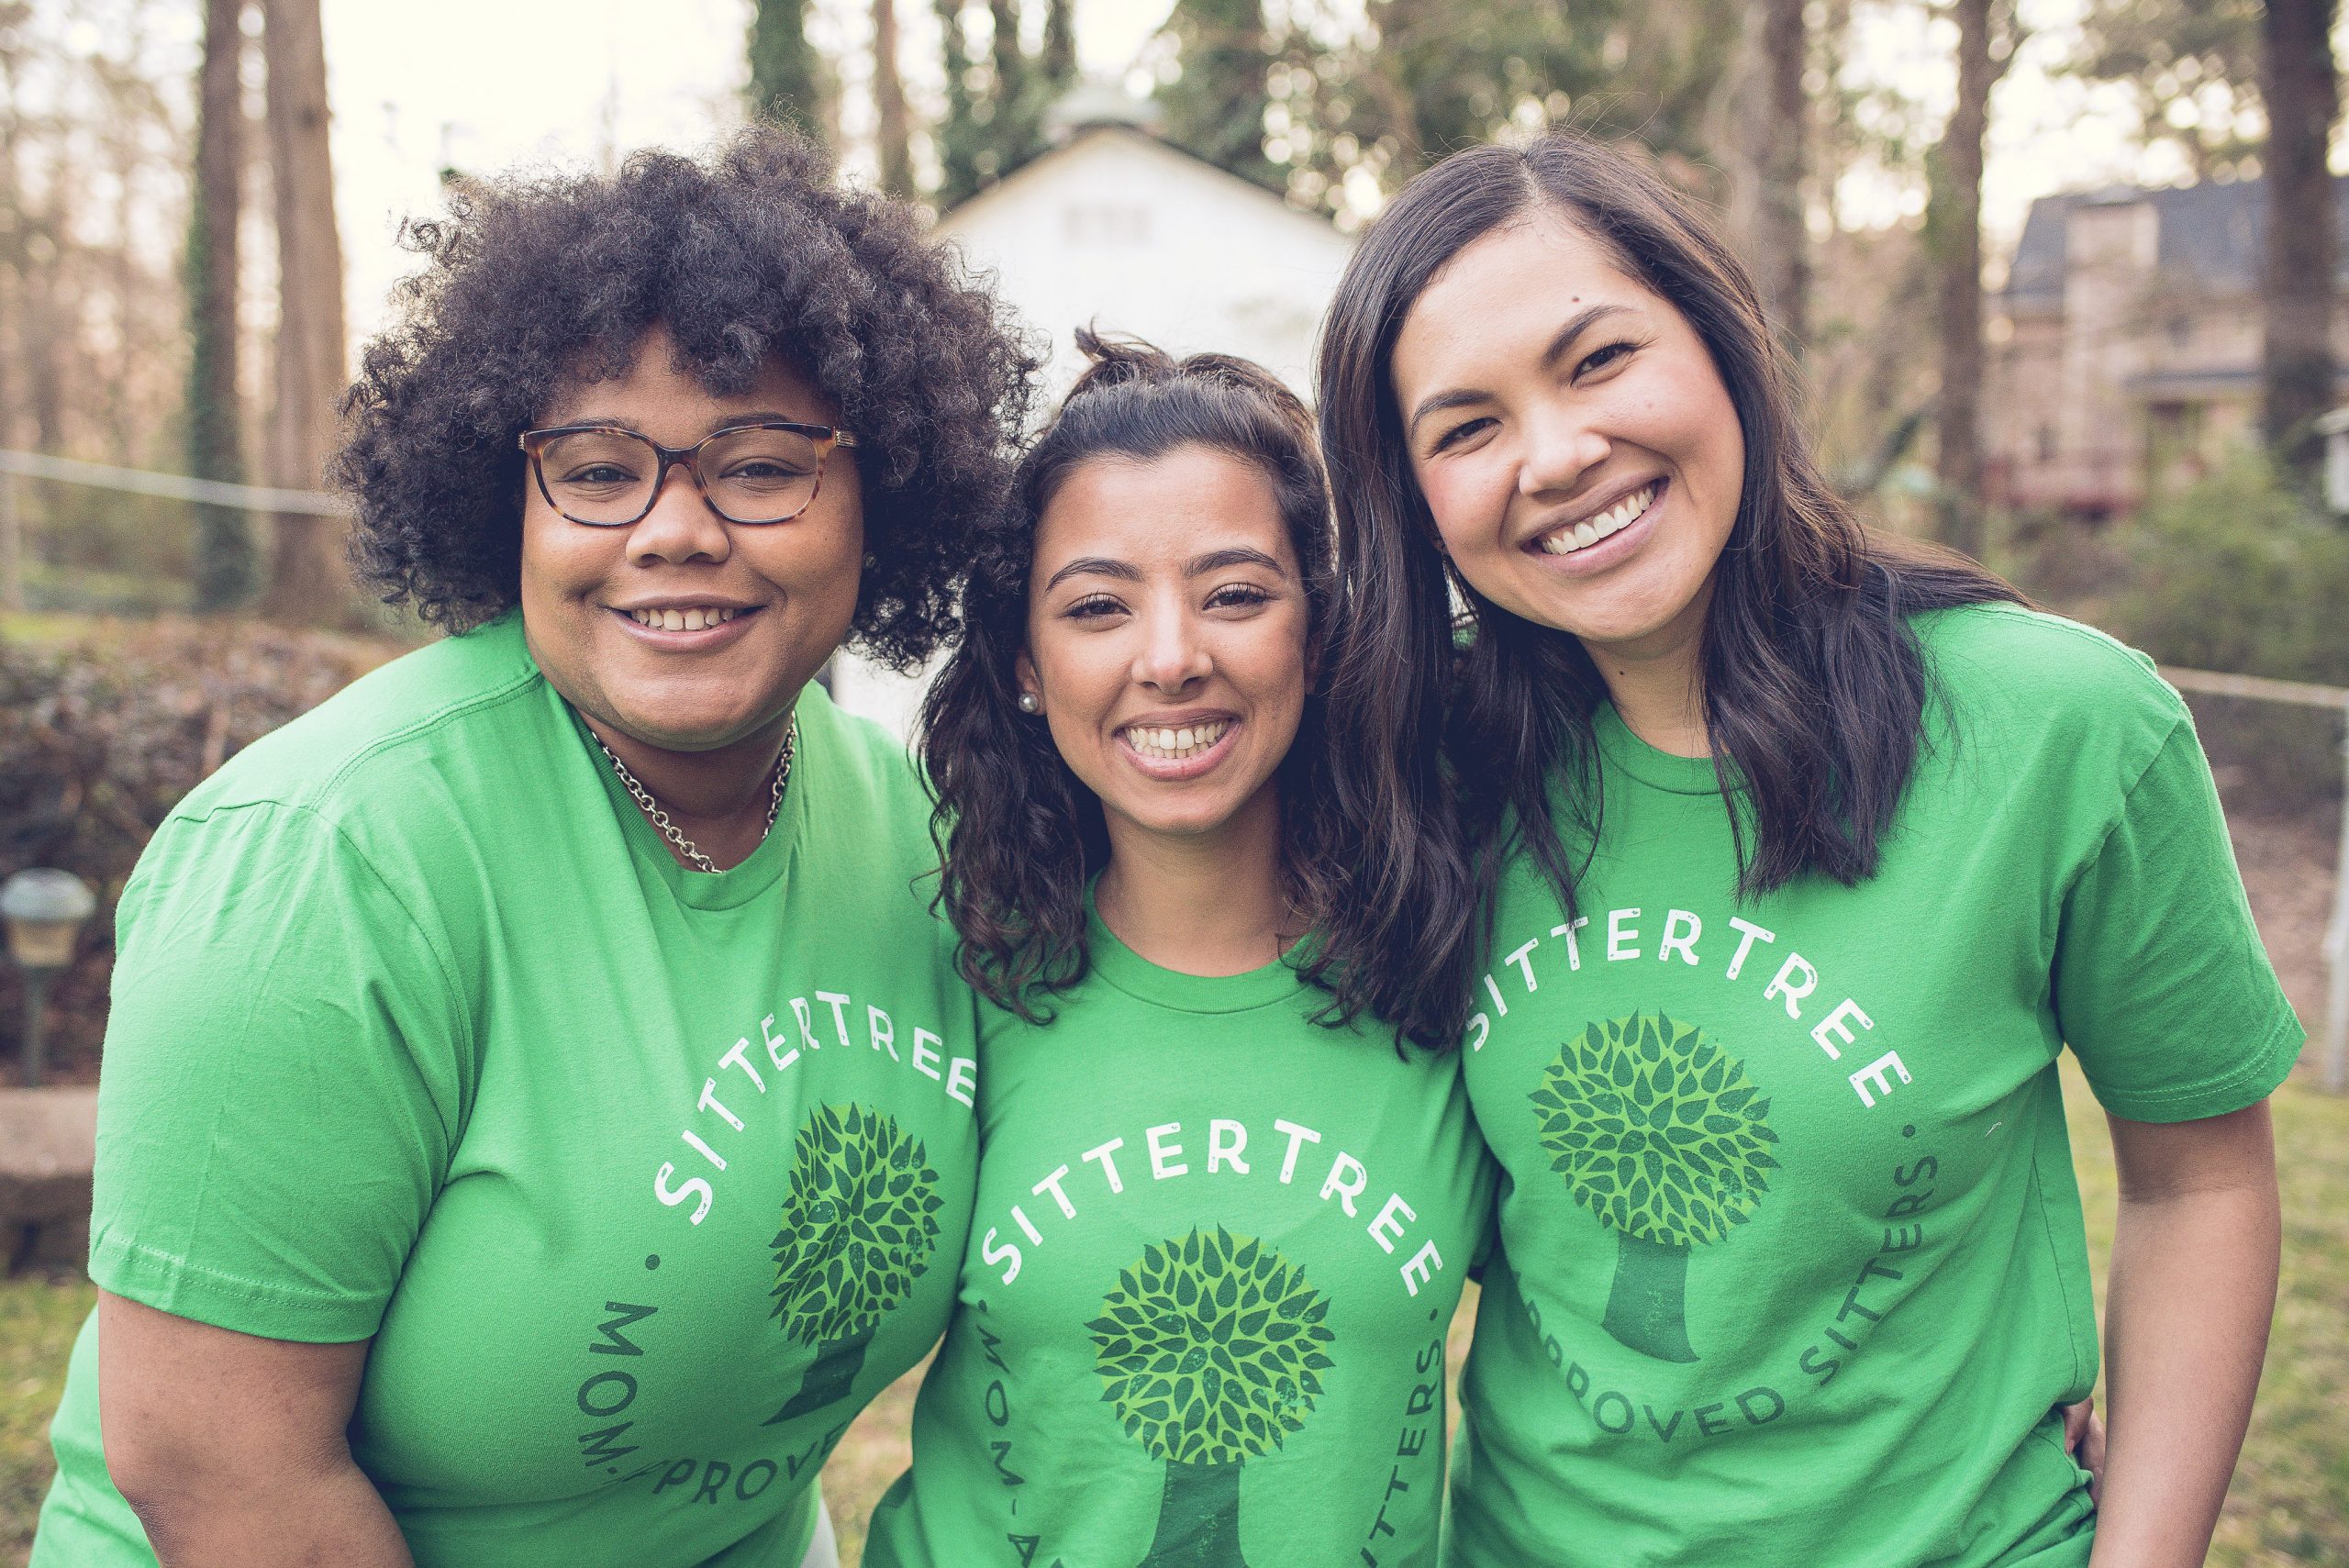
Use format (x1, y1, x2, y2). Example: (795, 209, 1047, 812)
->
(35, 615, 979, 1568)
(862, 909, 1496, 1568)
(1447, 605, 2302, 1567)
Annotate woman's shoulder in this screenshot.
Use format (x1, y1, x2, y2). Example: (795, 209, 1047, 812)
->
(181, 614, 545, 825)
(796, 678, 925, 799)
(792, 679, 936, 861)
(1911, 601, 2188, 744)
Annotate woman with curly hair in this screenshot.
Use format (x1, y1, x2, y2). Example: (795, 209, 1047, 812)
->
(857, 331, 1492, 1568)
(33, 128, 1031, 1568)
(1316, 131, 2292, 1567)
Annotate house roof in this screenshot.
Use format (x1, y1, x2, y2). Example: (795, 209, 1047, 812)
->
(2004, 174, 2349, 304)
(941, 79, 1297, 220)
(939, 122, 1341, 245)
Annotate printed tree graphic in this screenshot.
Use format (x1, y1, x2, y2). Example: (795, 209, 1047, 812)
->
(1531, 1011, 1779, 1363)
(765, 1103, 944, 1424)
(1086, 1227, 1335, 1568)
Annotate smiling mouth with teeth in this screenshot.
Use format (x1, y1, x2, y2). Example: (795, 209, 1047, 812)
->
(1122, 718, 1234, 761)
(626, 606, 745, 632)
(1534, 482, 1660, 557)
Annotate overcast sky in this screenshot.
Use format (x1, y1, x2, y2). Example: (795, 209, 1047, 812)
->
(324, 0, 1180, 342)
(310, 0, 2256, 347)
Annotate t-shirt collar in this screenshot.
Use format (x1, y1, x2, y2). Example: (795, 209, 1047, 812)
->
(1083, 885, 1302, 1014)
(558, 686, 801, 910)
(1593, 699, 1730, 796)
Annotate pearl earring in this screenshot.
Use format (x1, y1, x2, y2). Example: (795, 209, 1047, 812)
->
(1018, 691, 1041, 714)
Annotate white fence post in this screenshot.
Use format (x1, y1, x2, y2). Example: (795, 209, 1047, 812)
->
(2326, 697, 2349, 1094)
(0, 466, 22, 615)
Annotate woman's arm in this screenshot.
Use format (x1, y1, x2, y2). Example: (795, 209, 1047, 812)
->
(97, 1290, 415, 1568)
(2086, 1102, 2279, 1568)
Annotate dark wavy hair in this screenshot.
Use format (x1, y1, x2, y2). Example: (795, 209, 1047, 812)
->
(333, 127, 1036, 668)
(1317, 131, 2024, 1043)
(925, 328, 1429, 1042)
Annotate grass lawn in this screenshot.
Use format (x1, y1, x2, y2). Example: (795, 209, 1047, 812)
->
(2063, 1062, 2349, 1567)
(0, 1272, 93, 1565)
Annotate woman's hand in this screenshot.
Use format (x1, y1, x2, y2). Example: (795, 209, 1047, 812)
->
(97, 1290, 415, 1568)
(2062, 1396, 2106, 1502)
(2087, 1102, 2279, 1568)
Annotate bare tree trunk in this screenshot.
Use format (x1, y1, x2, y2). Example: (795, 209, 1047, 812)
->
(0, 40, 25, 612)
(2260, 0, 2341, 488)
(1929, 0, 1998, 561)
(873, 0, 913, 195)
(190, 0, 253, 612)
(1757, 0, 1807, 345)
(1721, 0, 1809, 346)
(259, 0, 350, 626)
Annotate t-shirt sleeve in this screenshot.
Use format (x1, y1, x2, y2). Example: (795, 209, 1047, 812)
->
(2053, 714, 2303, 1121)
(89, 800, 469, 1342)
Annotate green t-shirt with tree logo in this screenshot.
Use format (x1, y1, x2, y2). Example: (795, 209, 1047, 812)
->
(862, 910, 1495, 1568)
(1448, 605, 2301, 1568)
(34, 614, 979, 1568)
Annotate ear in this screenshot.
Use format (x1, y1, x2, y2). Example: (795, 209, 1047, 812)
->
(1013, 648, 1041, 712)
(1413, 492, 1451, 558)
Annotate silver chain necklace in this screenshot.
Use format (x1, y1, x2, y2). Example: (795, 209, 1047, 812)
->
(596, 716, 797, 873)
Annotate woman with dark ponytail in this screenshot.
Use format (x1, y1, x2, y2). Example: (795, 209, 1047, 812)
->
(861, 330, 1493, 1568)
(1316, 132, 2295, 1567)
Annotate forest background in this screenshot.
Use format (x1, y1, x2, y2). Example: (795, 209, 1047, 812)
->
(1, 0, 2346, 1562)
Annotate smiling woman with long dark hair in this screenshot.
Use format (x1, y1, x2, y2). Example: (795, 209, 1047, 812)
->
(1316, 131, 2297, 1568)
(860, 331, 1491, 1568)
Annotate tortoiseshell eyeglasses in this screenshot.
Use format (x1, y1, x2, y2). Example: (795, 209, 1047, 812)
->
(518, 420, 859, 527)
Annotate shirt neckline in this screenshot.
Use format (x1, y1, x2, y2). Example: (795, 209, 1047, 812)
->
(1592, 700, 1730, 796)
(561, 691, 802, 911)
(1083, 888, 1304, 1014)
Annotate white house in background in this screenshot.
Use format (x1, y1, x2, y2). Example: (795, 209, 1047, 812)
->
(829, 85, 1359, 738)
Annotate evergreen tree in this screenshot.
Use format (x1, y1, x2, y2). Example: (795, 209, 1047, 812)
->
(1160, 0, 1280, 192)
(1274, 0, 1734, 217)
(1041, 0, 1074, 85)
(2072, 0, 2262, 181)
(748, 0, 830, 142)
(932, 0, 990, 206)
(930, 0, 1075, 209)
(874, 0, 914, 195)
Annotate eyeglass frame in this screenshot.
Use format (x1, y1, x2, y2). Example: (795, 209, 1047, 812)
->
(516, 419, 861, 528)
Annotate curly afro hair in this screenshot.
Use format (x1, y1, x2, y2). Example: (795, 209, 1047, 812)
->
(334, 127, 1037, 669)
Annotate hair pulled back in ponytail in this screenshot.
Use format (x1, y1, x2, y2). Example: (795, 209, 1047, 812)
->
(922, 328, 1436, 1048)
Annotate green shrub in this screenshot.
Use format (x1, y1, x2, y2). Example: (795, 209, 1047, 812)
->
(2101, 453, 2349, 812)
(0, 619, 411, 1080)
